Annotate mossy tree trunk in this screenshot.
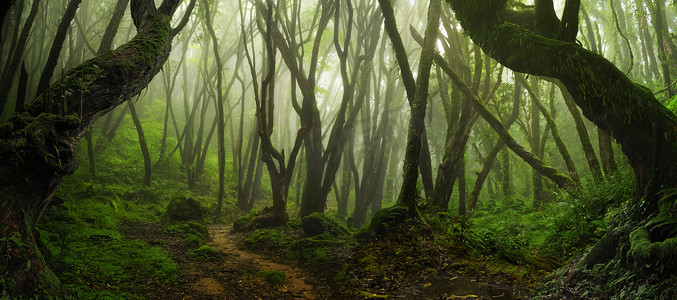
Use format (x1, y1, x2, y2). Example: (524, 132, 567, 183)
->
(446, 0, 677, 217)
(0, 0, 186, 296)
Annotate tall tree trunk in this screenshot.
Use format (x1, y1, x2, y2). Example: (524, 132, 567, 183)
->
(35, 0, 83, 97)
(556, 81, 603, 182)
(203, 0, 226, 219)
(598, 128, 618, 175)
(378, 0, 440, 216)
(127, 98, 151, 186)
(457, 157, 467, 215)
(529, 77, 545, 208)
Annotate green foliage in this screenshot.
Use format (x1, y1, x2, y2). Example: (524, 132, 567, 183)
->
(186, 245, 221, 261)
(464, 226, 528, 264)
(666, 94, 677, 114)
(283, 232, 353, 269)
(541, 170, 634, 259)
(256, 270, 288, 286)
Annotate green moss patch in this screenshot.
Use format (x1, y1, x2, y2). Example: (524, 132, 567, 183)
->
(301, 213, 349, 237)
(244, 229, 292, 250)
(187, 245, 221, 261)
(256, 270, 288, 286)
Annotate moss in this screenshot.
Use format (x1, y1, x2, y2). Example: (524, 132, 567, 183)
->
(627, 227, 677, 268)
(256, 270, 288, 286)
(301, 212, 349, 237)
(165, 197, 204, 221)
(187, 245, 220, 261)
(164, 221, 209, 241)
(244, 229, 291, 250)
(233, 211, 258, 231)
(358, 205, 409, 240)
(183, 234, 204, 249)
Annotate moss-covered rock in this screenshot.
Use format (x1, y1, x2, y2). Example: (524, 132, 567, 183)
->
(232, 208, 287, 232)
(165, 197, 203, 221)
(187, 245, 220, 261)
(357, 205, 409, 240)
(301, 213, 349, 237)
(233, 211, 258, 231)
(244, 229, 291, 250)
(256, 270, 288, 286)
(164, 221, 209, 241)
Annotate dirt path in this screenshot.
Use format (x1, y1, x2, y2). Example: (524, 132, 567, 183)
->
(202, 224, 322, 299)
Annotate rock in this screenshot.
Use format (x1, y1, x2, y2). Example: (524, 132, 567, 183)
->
(166, 197, 203, 221)
(302, 213, 349, 237)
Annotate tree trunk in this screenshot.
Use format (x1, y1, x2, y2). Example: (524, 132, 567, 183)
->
(598, 128, 618, 175)
(556, 80, 604, 182)
(203, 0, 226, 219)
(35, 0, 83, 97)
(382, 0, 440, 216)
(127, 99, 151, 186)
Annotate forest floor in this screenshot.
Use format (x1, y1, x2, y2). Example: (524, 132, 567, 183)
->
(124, 222, 332, 299)
(122, 216, 540, 299)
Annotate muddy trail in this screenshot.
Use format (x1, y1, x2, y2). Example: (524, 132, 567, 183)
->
(147, 224, 331, 299)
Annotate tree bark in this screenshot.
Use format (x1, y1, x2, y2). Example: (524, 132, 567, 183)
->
(203, 0, 226, 218)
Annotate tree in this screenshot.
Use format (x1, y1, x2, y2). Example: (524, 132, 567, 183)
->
(0, 0, 189, 296)
(378, 0, 441, 217)
(446, 0, 677, 217)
